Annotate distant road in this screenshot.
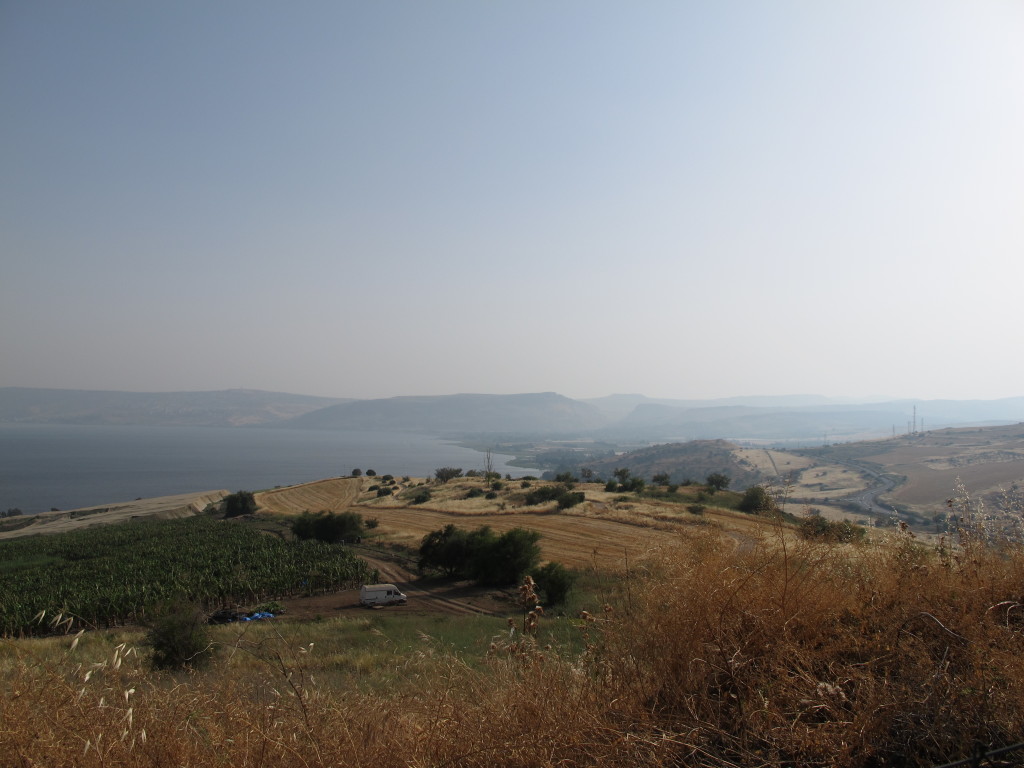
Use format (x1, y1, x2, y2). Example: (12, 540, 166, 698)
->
(836, 460, 898, 516)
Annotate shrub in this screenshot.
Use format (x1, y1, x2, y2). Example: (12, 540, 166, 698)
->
(605, 480, 619, 493)
(738, 485, 776, 514)
(365, 469, 376, 476)
(485, 491, 499, 500)
(557, 491, 585, 510)
(687, 504, 705, 515)
(532, 561, 577, 606)
(411, 489, 431, 505)
(222, 490, 257, 518)
(376, 487, 392, 497)
(434, 467, 463, 483)
(466, 488, 485, 499)
(146, 601, 214, 670)
(525, 486, 563, 505)
(799, 515, 866, 542)
(364, 517, 379, 529)
(351, 468, 362, 477)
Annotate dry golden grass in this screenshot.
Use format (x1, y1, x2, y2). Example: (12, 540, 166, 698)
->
(0, 490, 228, 541)
(6, 526, 1024, 767)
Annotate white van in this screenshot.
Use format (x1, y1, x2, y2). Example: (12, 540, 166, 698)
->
(359, 583, 407, 607)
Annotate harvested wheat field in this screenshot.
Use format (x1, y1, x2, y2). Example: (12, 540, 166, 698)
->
(255, 476, 363, 515)
(0, 490, 228, 541)
(255, 476, 772, 570)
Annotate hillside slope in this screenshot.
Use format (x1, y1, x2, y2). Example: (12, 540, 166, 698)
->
(285, 392, 607, 434)
(0, 388, 350, 427)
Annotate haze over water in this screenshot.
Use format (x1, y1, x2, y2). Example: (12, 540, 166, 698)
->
(0, 425, 531, 514)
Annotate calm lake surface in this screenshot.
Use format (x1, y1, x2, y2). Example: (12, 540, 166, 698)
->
(0, 424, 536, 514)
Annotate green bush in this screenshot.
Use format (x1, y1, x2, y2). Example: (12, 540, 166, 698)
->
(485, 491, 499, 500)
(222, 490, 257, 518)
(532, 561, 577, 606)
(146, 601, 215, 671)
(411, 489, 432, 505)
(292, 511, 364, 543)
(738, 486, 776, 514)
(434, 467, 463, 483)
(799, 516, 866, 542)
(557, 491, 585, 510)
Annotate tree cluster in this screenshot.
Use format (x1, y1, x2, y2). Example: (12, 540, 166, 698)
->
(418, 524, 541, 586)
(291, 510, 365, 544)
(222, 491, 257, 518)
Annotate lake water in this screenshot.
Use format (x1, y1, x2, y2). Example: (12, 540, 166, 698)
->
(0, 424, 536, 514)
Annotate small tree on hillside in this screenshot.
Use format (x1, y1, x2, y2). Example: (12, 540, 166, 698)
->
(223, 491, 257, 518)
(532, 561, 577, 606)
(434, 467, 463, 483)
(706, 473, 731, 493)
(738, 485, 776, 514)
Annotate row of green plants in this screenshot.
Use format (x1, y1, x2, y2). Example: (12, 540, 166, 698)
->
(0, 514, 375, 636)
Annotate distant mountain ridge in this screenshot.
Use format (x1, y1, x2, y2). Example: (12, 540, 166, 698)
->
(2, 387, 1022, 442)
(0, 388, 350, 427)
(282, 392, 606, 435)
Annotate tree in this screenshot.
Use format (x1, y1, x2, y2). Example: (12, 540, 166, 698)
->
(418, 524, 542, 586)
(613, 467, 632, 484)
(223, 491, 257, 518)
(351, 468, 362, 477)
(738, 485, 776, 514)
(434, 467, 463, 483)
(469, 527, 541, 586)
(652, 472, 670, 486)
(291, 510, 364, 543)
(532, 562, 577, 606)
(706, 472, 731, 493)
(418, 524, 472, 577)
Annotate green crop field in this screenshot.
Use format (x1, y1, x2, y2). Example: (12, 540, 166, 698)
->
(0, 515, 375, 636)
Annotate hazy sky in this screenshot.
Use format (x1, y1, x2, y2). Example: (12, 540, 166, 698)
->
(3, 2, 1023, 402)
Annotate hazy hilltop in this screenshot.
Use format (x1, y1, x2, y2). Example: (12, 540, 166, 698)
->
(3, 387, 1024, 443)
(0, 388, 350, 427)
(282, 392, 607, 435)
(579, 439, 765, 489)
(596, 397, 1024, 443)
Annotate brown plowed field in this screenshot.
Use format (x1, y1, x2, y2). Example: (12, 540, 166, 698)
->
(255, 477, 362, 515)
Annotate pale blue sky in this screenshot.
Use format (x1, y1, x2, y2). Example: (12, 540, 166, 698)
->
(3, 2, 1023, 401)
